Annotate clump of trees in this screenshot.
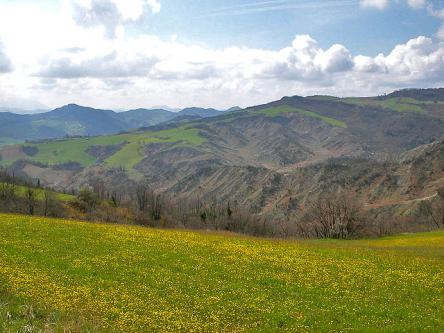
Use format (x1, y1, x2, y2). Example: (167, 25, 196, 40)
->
(298, 192, 365, 239)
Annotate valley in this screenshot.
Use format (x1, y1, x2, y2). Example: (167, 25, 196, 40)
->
(1, 88, 443, 221)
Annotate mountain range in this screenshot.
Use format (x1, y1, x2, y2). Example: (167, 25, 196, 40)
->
(1, 88, 443, 219)
(0, 104, 233, 144)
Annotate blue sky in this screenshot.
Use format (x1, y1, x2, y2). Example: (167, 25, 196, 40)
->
(146, 0, 440, 55)
(0, 0, 444, 110)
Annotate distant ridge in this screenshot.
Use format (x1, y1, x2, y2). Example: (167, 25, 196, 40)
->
(383, 88, 444, 101)
(0, 103, 237, 142)
(179, 107, 225, 118)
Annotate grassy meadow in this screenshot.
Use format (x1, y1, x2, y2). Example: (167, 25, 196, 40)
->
(0, 214, 443, 332)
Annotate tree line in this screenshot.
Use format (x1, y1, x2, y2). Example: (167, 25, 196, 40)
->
(1, 169, 443, 239)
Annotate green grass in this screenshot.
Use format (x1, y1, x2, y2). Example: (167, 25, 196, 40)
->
(0, 214, 443, 332)
(1, 183, 74, 202)
(2, 126, 206, 170)
(104, 127, 205, 170)
(0, 279, 105, 332)
(257, 106, 347, 128)
(342, 97, 427, 113)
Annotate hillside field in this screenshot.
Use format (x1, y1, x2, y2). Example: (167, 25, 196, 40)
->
(0, 214, 443, 332)
(0, 183, 74, 202)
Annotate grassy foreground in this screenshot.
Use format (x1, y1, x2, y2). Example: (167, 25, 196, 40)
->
(0, 214, 443, 332)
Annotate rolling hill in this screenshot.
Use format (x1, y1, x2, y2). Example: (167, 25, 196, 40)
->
(1, 88, 444, 217)
(1, 214, 443, 332)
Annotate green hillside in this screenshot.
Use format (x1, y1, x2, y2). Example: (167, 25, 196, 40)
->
(257, 105, 347, 127)
(342, 97, 432, 112)
(0, 183, 74, 202)
(308, 95, 443, 113)
(1, 214, 443, 332)
(0, 126, 205, 169)
(0, 104, 347, 171)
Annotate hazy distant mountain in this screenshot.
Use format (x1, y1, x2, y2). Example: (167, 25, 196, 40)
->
(179, 107, 226, 118)
(0, 104, 230, 142)
(0, 107, 49, 115)
(225, 106, 242, 112)
(118, 109, 176, 128)
(149, 105, 181, 112)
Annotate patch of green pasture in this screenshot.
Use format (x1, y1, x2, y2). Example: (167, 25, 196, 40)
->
(104, 127, 205, 169)
(12, 184, 74, 202)
(342, 97, 426, 112)
(257, 105, 347, 128)
(7, 126, 205, 170)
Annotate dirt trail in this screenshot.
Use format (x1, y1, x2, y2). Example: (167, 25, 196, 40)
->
(365, 193, 438, 209)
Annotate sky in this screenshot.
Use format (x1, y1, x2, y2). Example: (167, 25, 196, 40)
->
(0, 0, 444, 110)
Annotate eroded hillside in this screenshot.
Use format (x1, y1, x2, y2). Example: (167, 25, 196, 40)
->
(1, 89, 443, 216)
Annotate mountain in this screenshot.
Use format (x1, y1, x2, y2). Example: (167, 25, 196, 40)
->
(149, 105, 181, 112)
(117, 108, 176, 128)
(225, 106, 242, 112)
(1, 88, 444, 219)
(178, 107, 225, 118)
(0, 104, 235, 144)
(384, 88, 444, 101)
(31, 104, 129, 137)
(0, 107, 49, 115)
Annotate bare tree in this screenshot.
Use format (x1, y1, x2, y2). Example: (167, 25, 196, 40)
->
(0, 182, 16, 202)
(148, 191, 163, 221)
(417, 188, 444, 229)
(43, 190, 56, 216)
(305, 192, 364, 239)
(26, 187, 37, 215)
(110, 191, 122, 208)
(136, 184, 149, 212)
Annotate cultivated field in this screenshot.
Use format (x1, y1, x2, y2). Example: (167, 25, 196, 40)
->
(0, 214, 443, 332)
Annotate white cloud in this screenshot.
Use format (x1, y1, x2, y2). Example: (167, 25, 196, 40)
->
(146, 0, 161, 14)
(71, 0, 161, 38)
(318, 44, 354, 73)
(0, 40, 12, 74)
(407, 0, 426, 8)
(360, 0, 389, 10)
(256, 36, 353, 81)
(361, 0, 428, 10)
(428, 7, 444, 40)
(25, 33, 444, 108)
(38, 50, 159, 78)
(1, 1, 444, 110)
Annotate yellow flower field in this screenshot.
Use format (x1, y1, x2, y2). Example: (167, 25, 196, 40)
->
(0, 213, 443, 332)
